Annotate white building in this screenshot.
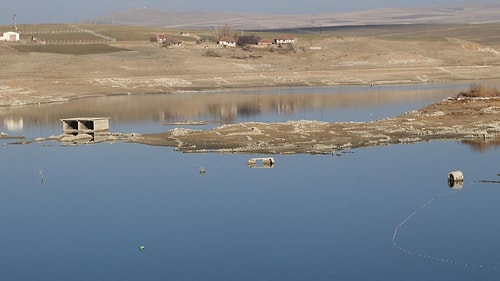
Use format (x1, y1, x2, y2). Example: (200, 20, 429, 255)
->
(0, 31, 20, 42)
(217, 37, 236, 47)
(274, 34, 295, 46)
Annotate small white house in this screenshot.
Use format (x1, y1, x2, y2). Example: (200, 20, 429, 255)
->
(274, 34, 295, 46)
(0, 31, 20, 42)
(217, 37, 236, 47)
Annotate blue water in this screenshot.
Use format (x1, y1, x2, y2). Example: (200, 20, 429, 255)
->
(0, 140, 498, 281)
(0, 84, 499, 280)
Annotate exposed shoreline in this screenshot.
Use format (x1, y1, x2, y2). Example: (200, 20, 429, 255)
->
(132, 96, 500, 154)
(2, 29, 500, 152)
(3, 33, 500, 108)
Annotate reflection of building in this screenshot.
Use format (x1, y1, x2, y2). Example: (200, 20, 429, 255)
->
(220, 104, 237, 124)
(277, 101, 295, 115)
(4, 117, 23, 131)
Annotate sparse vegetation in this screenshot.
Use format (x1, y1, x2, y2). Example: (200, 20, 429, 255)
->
(458, 85, 500, 98)
(203, 49, 221, 57)
(77, 25, 169, 41)
(2, 23, 500, 110)
(236, 35, 261, 47)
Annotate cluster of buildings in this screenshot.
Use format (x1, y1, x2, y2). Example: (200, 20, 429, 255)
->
(2, 28, 295, 47)
(216, 34, 296, 48)
(0, 31, 20, 42)
(153, 34, 183, 47)
(153, 33, 295, 48)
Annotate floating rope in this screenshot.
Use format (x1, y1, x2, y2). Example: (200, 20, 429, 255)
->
(392, 180, 499, 271)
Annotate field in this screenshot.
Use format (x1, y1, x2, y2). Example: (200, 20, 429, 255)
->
(4, 23, 500, 52)
(11, 44, 130, 55)
(1, 23, 500, 106)
(4, 24, 210, 44)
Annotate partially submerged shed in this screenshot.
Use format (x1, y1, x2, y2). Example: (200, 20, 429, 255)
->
(61, 117, 110, 142)
(62, 117, 109, 134)
(247, 157, 275, 168)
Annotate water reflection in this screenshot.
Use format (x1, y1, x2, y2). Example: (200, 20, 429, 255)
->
(3, 117, 23, 131)
(0, 84, 468, 138)
(461, 139, 500, 153)
(448, 180, 464, 190)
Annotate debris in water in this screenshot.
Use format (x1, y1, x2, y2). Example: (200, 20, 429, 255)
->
(39, 168, 44, 184)
(479, 180, 500, 184)
(247, 157, 275, 168)
(447, 171, 464, 189)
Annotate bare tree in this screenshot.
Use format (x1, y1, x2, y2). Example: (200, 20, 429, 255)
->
(216, 25, 236, 39)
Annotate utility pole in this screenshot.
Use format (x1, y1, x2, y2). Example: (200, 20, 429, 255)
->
(13, 13, 17, 30)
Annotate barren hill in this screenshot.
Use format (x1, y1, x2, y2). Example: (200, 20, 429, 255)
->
(87, 1, 500, 30)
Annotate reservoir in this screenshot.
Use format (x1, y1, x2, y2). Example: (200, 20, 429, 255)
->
(0, 83, 498, 281)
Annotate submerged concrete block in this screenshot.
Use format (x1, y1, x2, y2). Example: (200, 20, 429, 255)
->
(61, 117, 110, 134)
(61, 117, 110, 143)
(247, 157, 275, 168)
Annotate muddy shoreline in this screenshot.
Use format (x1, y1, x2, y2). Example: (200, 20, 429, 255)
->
(2, 32, 500, 152)
(132, 96, 500, 154)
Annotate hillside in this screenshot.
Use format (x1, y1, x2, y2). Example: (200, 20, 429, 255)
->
(87, 2, 500, 30)
(2, 23, 500, 108)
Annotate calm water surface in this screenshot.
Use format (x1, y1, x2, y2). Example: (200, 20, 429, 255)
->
(0, 83, 473, 138)
(0, 84, 499, 281)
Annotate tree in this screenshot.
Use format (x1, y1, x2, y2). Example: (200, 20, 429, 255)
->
(236, 35, 261, 47)
(216, 25, 235, 39)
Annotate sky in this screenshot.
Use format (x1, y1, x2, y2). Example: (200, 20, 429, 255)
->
(1, 0, 468, 25)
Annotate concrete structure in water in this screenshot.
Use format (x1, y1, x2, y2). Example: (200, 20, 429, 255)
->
(61, 117, 110, 142)
(448, 170, 464, 189)
(247, 157, 275, 168)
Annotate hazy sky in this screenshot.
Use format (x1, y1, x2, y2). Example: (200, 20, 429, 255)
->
(2, 0, 467, 25)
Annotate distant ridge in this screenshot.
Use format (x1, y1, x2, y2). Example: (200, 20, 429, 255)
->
(86, 1, 500, 30)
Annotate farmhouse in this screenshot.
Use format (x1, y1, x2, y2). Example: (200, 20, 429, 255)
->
(153, 34, 182, 48)
(258, 38, 273, 46)
(155, 34, 168, 43)
(274, 34, 295, 46)
(0, 31, 20, 42)
(217, 37, 236, 47)
(162, 37, 182, 48)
